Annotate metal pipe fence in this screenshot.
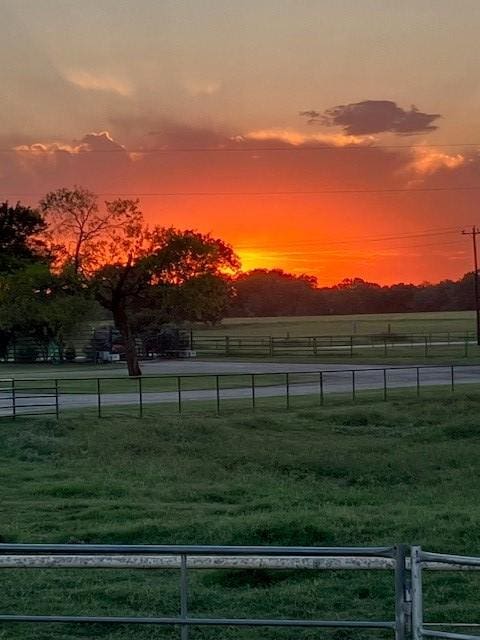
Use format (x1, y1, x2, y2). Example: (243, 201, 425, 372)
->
(2, 363, 480, 419)
(2, 544, 480, 638)
(0, 543, 405, 639)
(411, 547, 480, 640)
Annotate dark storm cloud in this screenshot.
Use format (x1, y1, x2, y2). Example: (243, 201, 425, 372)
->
(301, 100, 440, 135)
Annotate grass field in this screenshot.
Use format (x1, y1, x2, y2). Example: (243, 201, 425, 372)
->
(2, 394, 480, 638)
(194, 310, 477, 337)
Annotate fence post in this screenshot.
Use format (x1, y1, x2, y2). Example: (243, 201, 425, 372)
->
(424, 336, 428, 358)
(138, 377, 143, 418)
(251, 374, 256, 409)
(54, 379, 59, 419)
(411, 546, 423, 640)
(97, 378, 102, 418)
(11, 378, 16, 420)
(180, 554, 189, 640)
(319, 371, 324, 406)
(451, 365, 455, 393)
(269, 336, 274, 357)
(177, 376, 182, 414)
(350, 335, 354, 358)
(286, 372, 290, 409)
(313, 336, 318, 356)
(394, 544, 408, 640)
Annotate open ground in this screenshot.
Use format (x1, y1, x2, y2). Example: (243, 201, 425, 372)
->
(2, 394, 480, 638)
(193, 310, 478, 337)
(2, 310, 480, 637)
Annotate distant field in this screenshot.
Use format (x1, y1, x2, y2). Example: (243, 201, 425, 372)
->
(2, 394, 480, 638)
(194, 310, 476, 337)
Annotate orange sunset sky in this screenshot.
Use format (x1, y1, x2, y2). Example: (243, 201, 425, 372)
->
(2, 0, 480, 285)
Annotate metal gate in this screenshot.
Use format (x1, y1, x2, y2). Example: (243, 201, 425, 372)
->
(0, 379, 58, 418)
(1, 543, 480, 638)
(0, 543, 407, 638)
(412, 546, 480, 640)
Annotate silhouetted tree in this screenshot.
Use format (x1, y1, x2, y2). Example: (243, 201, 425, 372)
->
(231, 269, 318, 316)
(39, 186, 139, 274)
(0, 201, 48, 274)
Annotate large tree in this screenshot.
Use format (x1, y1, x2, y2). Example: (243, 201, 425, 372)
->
(93, 225, 239, 376)
(232, 269, 318, 316)
(39, 186, 138, 274)
(38, 188, 239, 375)
(0, 263, 93, 362)
(0, 201, 48, 274)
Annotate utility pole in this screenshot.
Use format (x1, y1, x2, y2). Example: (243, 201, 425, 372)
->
(462, 226, 480, 346)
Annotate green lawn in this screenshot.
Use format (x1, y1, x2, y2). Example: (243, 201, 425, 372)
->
(2, 395, 480, 638)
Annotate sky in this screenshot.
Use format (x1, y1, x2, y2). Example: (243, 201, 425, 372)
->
(2, 0, 480, 285)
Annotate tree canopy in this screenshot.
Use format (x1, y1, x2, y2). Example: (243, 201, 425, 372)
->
(0, 201, 48, 274)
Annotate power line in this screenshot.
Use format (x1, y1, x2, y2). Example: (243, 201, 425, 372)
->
(2, 142, 480, 153)
(348, 239, 467, 251)
(1, 186, 480, 197)
(243, 239, 467, 255)
(237, 227, 466, 250)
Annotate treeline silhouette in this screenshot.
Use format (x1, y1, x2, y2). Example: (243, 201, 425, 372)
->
(229, 270, 476, 317)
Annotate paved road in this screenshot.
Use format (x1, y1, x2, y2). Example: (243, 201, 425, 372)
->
(2, 363, 480, 416)
(0, 354, 474, 381)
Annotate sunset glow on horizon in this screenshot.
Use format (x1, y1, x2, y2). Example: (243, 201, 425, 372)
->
(2, 0, 480, 286)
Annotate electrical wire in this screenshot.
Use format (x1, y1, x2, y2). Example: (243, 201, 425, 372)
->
(1, 186, 480, 197)
(1, 142, 480, 153)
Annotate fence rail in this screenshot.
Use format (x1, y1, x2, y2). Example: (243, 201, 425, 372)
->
(2, 544, 480, 639)
(2, 363, 480, 419)
(191, 332, 478, 358)
(0, 543, 404, 638)
(411, 547, 480, 640)
(1, 330, 478, 364)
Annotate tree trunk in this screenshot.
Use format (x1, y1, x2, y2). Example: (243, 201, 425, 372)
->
(112, 305, 142, 377)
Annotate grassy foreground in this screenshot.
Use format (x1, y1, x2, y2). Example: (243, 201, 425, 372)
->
(1, 394, 480, 638)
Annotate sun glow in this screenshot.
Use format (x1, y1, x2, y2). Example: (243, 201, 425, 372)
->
(236, 249, 285, 273)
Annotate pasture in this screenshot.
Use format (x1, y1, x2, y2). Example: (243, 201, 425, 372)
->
(2, 394, 480, 638)
(194, 310, 477, 337)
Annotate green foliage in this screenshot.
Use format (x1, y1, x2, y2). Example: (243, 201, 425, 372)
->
(232, 269, 318, 316)
(0, 264, 95, 360)
(0, 201, 48, 275)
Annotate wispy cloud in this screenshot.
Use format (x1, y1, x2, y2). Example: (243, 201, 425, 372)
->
(64, 70, 133, 96)
(182, 78, 221, 97)
(14, 131, 127, 155)
(409, 148, 465, 174)
(240, 128, 372, 147)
